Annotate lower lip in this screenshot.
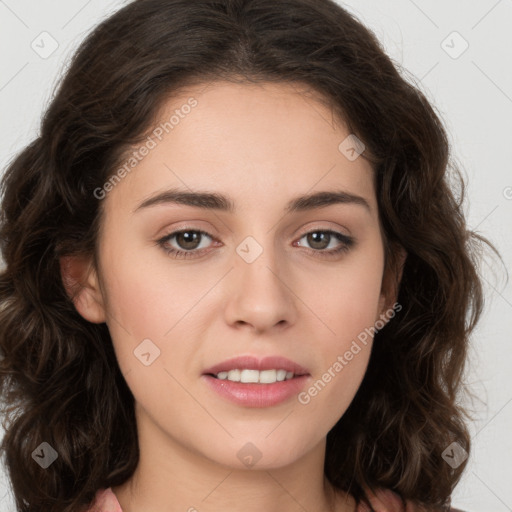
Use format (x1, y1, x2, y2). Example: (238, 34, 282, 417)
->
(202, 374, 310, 408)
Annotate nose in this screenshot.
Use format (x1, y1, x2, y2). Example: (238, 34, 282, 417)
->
(223, 238, 299, 334)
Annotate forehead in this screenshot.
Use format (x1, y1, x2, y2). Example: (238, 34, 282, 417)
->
(103, 80, 377, 218)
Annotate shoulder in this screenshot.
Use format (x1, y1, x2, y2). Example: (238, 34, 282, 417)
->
(355, 487, 466, 512)
(84, 487, 123, 512)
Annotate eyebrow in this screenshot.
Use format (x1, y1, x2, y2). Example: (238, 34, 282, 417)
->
(133, 188, 371, 214)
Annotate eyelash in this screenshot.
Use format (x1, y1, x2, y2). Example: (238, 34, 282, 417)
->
(156, 227, 355, 260)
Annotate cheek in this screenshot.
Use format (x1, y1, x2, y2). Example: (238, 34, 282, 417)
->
(299, 349, 371, 424)
(97, 237, 217, 386)
(99, 235, 205, 337)
(299, 246, 385, 342)
(295, 240, 383, 414)
(298, 311, 375, 427)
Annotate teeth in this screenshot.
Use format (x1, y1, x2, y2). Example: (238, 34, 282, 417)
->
(276, 369, 287, 381)
(215, 369, 296, 383)
(241, 369, 259, 383)
(258, 370, 276, 384)
(228, 369, 241, 382)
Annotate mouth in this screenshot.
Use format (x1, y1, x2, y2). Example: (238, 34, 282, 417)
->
(201, 355, 311, 407)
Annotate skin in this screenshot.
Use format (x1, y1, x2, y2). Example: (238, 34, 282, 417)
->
(61, 81, 404, 512)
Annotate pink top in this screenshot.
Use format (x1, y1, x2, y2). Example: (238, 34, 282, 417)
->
(85, 486, 464, 511)
(85, 488, 122, 512)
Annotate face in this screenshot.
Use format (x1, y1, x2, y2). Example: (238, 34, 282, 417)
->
(69, 81, 395, 470)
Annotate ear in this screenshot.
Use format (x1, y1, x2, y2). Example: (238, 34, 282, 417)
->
(60, 255, 106, 324)
(377, 244, 407, 323)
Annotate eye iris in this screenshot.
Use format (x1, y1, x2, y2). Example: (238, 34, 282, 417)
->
(177, 231, 201, 250)
(308, 232, 330, 250)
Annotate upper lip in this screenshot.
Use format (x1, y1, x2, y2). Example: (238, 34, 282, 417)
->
(203, 355, 310, 376)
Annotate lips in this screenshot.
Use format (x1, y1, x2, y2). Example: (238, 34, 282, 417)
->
(202, 355, 311, 408)
(202, 373, 310, 407)
(202, 355, 310, 377)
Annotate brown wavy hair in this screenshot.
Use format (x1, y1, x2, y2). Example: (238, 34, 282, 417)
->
(0, 0, 500, 511)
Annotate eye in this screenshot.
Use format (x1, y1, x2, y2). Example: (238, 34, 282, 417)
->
(294, 229, 354, 258)
(156, 228, 217, 259)
(156, 228, 355, 259)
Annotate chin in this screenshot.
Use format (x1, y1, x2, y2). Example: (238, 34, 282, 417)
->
(202, 435, 315, 471)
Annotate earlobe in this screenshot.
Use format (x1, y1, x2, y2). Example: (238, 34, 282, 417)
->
(60, 255, 106, 324)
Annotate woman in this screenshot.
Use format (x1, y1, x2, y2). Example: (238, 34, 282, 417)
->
(0, 0, 496, 510)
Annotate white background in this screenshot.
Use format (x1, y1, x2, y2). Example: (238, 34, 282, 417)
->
(0, 1, 511, 511)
